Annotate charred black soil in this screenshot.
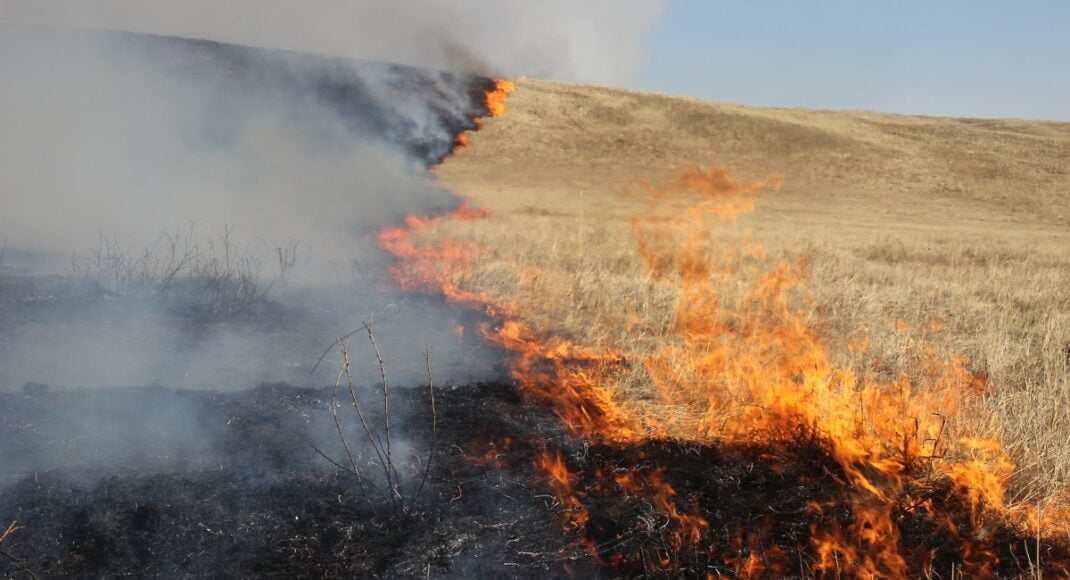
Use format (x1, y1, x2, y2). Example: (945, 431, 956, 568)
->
(3, 379, 1067, 578)
(0, 382, 597, 578)
(538, 436, 1070, 577)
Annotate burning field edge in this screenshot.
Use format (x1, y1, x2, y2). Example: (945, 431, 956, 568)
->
(372, 80, 1070, 577)
(2, 49, 1069, 577)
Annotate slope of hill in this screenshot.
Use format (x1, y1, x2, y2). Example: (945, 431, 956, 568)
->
(435, 79, 1070, 503)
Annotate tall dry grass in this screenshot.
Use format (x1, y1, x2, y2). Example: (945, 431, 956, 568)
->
(430, 79, 1070, 509)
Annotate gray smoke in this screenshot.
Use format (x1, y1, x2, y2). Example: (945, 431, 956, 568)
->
(0, 2, 664, 542)
(0, 28, 460, 273)
(0, 2, 667, 392)
(0, 26, 496, 390)
(0, 0, 666, 84)
(0, 27, 498, 509)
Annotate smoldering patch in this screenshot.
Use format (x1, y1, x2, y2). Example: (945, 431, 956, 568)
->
(0, 25, 502, 391)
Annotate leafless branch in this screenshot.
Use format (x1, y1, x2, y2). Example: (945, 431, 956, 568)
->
(308, 310, 404, 376)
(0, 521, 39, 580)
(416, 341, 437, 500)
(338, 338, 402, 510)
(363, 319, 402, 497)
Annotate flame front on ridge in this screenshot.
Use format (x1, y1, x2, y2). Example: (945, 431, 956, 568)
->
(375, 80, 1069, 576)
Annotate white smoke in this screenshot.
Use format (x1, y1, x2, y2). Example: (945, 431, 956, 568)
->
(0, 0, 665, 390)
(0, 26, 496, 390)
(0, 0, 666, 85)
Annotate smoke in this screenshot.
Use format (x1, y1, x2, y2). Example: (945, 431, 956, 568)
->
(0, 28, 460, 271)
(0, 27, 507, 525)
(0, 2, 663, 553)
(0, 2, 667, 391)
(0, 0, 666, 85)
(0, 25, 500, 390)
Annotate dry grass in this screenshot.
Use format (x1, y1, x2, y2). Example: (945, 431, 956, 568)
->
(432, 79, 1070, 506)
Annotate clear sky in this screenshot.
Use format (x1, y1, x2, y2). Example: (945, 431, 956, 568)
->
(640, 1, 1070, 121)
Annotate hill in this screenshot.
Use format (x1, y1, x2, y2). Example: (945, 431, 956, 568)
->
(434, 79, 1070, 505)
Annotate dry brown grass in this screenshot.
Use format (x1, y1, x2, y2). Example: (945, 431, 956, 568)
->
(432, 79, 1070, 507)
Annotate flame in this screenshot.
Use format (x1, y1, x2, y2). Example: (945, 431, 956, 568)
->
(374, 201, 492, 306)
(486, 319, 637, 439)
(464, 437, 513, 469)
(536, 451, 591, 534)
(452, 131, 469, 151)
(374, 79, 1066, 574)
(485, 79, 516, 117)
(444, 79, 515, 157)
(625, 165, 1031, 573)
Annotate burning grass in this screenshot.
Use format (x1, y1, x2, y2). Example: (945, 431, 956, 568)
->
(378, 80, 1070, 575)
(436, 80, 1070, 513)
(4, 44, 1067, 574)
(533, 436, 1070, 577)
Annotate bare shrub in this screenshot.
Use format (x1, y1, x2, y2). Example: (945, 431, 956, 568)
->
(313, 320, 438, 514)
(70, 224, 301, 316)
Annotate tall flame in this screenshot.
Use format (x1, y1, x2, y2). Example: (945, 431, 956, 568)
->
(376, 80, 1068, 575)
(485, 79, 516, 117)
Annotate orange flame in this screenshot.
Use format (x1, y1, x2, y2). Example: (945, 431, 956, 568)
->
(453, 131, 469, 151)
(486, 319, 637, 439)
(445, 79, 515, 157)
(374, 77, 1063, 574)
(536, 451, 591, 534)
(375, 201, 492, 306)
(485, 79, 516, 117)
(627, 165, 1028, 573)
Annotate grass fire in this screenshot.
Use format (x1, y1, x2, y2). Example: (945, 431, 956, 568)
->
(3, 10, 1070, 580)
(381, 87, 1070, 576)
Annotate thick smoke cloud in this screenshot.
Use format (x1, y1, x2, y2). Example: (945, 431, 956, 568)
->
(0, 26, 497, 390)
(0, 0, 663, 543)
(0, 3, 666, 392)
(0, 29, 451, 273)
(0, 0, 667, 85)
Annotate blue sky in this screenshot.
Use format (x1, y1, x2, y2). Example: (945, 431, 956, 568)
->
(640, 1, 1070, 121)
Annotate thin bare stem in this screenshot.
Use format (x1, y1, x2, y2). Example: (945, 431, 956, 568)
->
(309, 444, 383, 497)
(332, 363, 360, 475)
(327, 355, 377, 496)
(363, 320, 402, 500)
(340, 339, 399, 510)
(308, 310, 403, 376)
(0, 522, 16, 545)
(416, 342, 437, 500)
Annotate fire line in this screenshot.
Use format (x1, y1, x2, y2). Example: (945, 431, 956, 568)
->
(374, 78, 1070, 577)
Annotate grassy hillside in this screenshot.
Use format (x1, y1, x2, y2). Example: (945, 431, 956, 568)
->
(434, 79, 1070, 506)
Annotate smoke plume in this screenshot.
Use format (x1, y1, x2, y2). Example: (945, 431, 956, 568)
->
(0, 2, 666, 391)
(0, 24, 500, 390)
(0, 0, 663, 480)
(1, 0, 666, 85)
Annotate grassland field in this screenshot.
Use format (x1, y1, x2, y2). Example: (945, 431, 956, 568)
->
(431, 79, 1070, 508)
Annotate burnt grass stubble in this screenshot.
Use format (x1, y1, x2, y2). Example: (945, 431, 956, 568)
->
(3, 375, 1069, 578)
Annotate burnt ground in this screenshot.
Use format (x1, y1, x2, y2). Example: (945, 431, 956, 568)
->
(0, 270, 1067, 577)
(0, 382, 599, 578)
(2, 378, 1069, 578)
(2, 25, 1069, 580)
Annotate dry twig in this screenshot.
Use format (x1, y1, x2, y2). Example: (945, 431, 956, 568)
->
(363, 319, 402, 497)
(416, 342, 438, 500)
(0, 521, 39, 580)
